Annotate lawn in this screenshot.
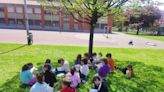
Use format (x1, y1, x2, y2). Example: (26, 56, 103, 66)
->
(126, 31, 164, 42)
(0, 43, 164, 92)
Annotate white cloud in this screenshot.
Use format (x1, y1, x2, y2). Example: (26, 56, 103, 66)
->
(158, 5, 164, 10)
(153, 0, 164, 3)
(153, 0, 164, 10)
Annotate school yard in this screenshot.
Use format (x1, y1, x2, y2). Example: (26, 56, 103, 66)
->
(0, 29, 164, 49)
(0, 43, 164, 92)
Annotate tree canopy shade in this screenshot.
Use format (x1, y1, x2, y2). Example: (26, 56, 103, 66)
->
(40, 0, 128, 56)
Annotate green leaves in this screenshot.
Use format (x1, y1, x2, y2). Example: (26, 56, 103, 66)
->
(61, 0, 128, 24)
(39, 0, 128, 25)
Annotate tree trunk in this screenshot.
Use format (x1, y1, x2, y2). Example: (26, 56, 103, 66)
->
(136, 27, 140, 35)
(136, 29, 139, 35)
(88, 24, 95, 57)
(125, 26, 128, 32)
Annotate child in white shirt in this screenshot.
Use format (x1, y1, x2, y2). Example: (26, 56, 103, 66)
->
(80, 58, 89, 81)
(30, 73, 53, 92)
(55, 58, 70, 75)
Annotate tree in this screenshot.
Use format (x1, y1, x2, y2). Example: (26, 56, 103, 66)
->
(127, 5, 161, 35)
(122, 0, 162, 35)
(40, 0, 128, 56)
(113, 8, 127, 32)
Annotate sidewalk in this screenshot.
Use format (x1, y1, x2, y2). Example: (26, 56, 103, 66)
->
(0, 29, 164, 49)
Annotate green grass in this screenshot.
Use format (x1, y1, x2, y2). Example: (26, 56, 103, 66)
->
(126, 30, 164, 42)
(0, 43, 164, 92)
(139, 35, 164, 42)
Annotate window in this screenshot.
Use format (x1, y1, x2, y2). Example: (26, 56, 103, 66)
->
(28, 19, 34, 25)
(45, 21, 52, 26)
(0, 18, 4, 23)
(8, 6, 15, 13)
(52, 21, 59, 27)
(0, 7, 4, 12)
(16, 7, 23, 13)
(27, 8, 33, 14)
(8, 18, 16, 24)
(34, 7, 41, 14)
(64, 14, 69, 18)
(17, 19, 24, 25)
(45, 11, 51, 15)
(34, 20, 41, 25)
(0, 11, 4, 18)
(0, 5, 4, 12)
(29, 20, 41, 26)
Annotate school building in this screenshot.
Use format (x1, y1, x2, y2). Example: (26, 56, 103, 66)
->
(0, 0, 113, 32)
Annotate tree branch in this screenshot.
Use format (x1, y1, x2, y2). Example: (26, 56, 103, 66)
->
(63, 2, 90, 24)
(80, 0, 91, 10)
(70, 13, 90, 24)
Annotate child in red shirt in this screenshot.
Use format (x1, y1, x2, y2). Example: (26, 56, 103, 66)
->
(60, 79, 76, 92)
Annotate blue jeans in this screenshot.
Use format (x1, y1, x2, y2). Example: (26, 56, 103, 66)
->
(53, 68, 65, 75)
(79, 71, 87, 80)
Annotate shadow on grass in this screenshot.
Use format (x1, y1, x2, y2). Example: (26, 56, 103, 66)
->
(107, 60, 164, 92)
(0, 61, 164, 92)
(0, 44, 27, 55)
(0, 73, 29, 92)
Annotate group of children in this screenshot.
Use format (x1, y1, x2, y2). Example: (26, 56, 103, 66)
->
(20, 52, 134, 92)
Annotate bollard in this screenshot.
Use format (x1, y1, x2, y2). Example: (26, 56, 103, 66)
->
(27, 32, 33, 45)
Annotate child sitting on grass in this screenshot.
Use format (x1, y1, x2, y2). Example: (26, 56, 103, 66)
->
(20, 63, 36, 86)
(30, 73, 53, 92)
(66, 68, 81, 88)
(43, 64, 57, 88)
(55, 58, 70, 74)
(89, 52, 103, 69)
(84, 53, 90, 60)
(26, 63, 38, 74)
(89, 76, 109, 92)
(117, 64, 134, 78)
(74, 54, 82, 71)
(97, 52, 103, 62)
(92, 52, 99, 64)
(98, 58, 110, 79)
(88, 53, 97, 69)
(42, 59, 53, 72)
(106, 53, 115, 72)
(60, 79, 76, 92)
(80, 58, 89, 83)
(74, 54, 82, 65)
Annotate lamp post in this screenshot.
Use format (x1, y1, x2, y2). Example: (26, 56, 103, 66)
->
(24, 0, 33, 45)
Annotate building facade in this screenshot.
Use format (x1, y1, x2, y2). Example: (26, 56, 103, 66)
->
(0, 0, 113, 32)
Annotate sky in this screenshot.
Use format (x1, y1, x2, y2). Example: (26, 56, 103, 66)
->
(154, 0, 164, 3)
(154, 0, 164, 10)
(158, 6, 164, 10)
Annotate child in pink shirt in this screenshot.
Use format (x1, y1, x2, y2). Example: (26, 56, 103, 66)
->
(66, 68, 81, 88)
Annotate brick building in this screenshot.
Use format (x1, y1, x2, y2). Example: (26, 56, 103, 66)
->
(0, 0, 113, 32)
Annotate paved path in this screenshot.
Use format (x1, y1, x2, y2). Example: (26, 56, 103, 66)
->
(0, 29, 164, 49)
